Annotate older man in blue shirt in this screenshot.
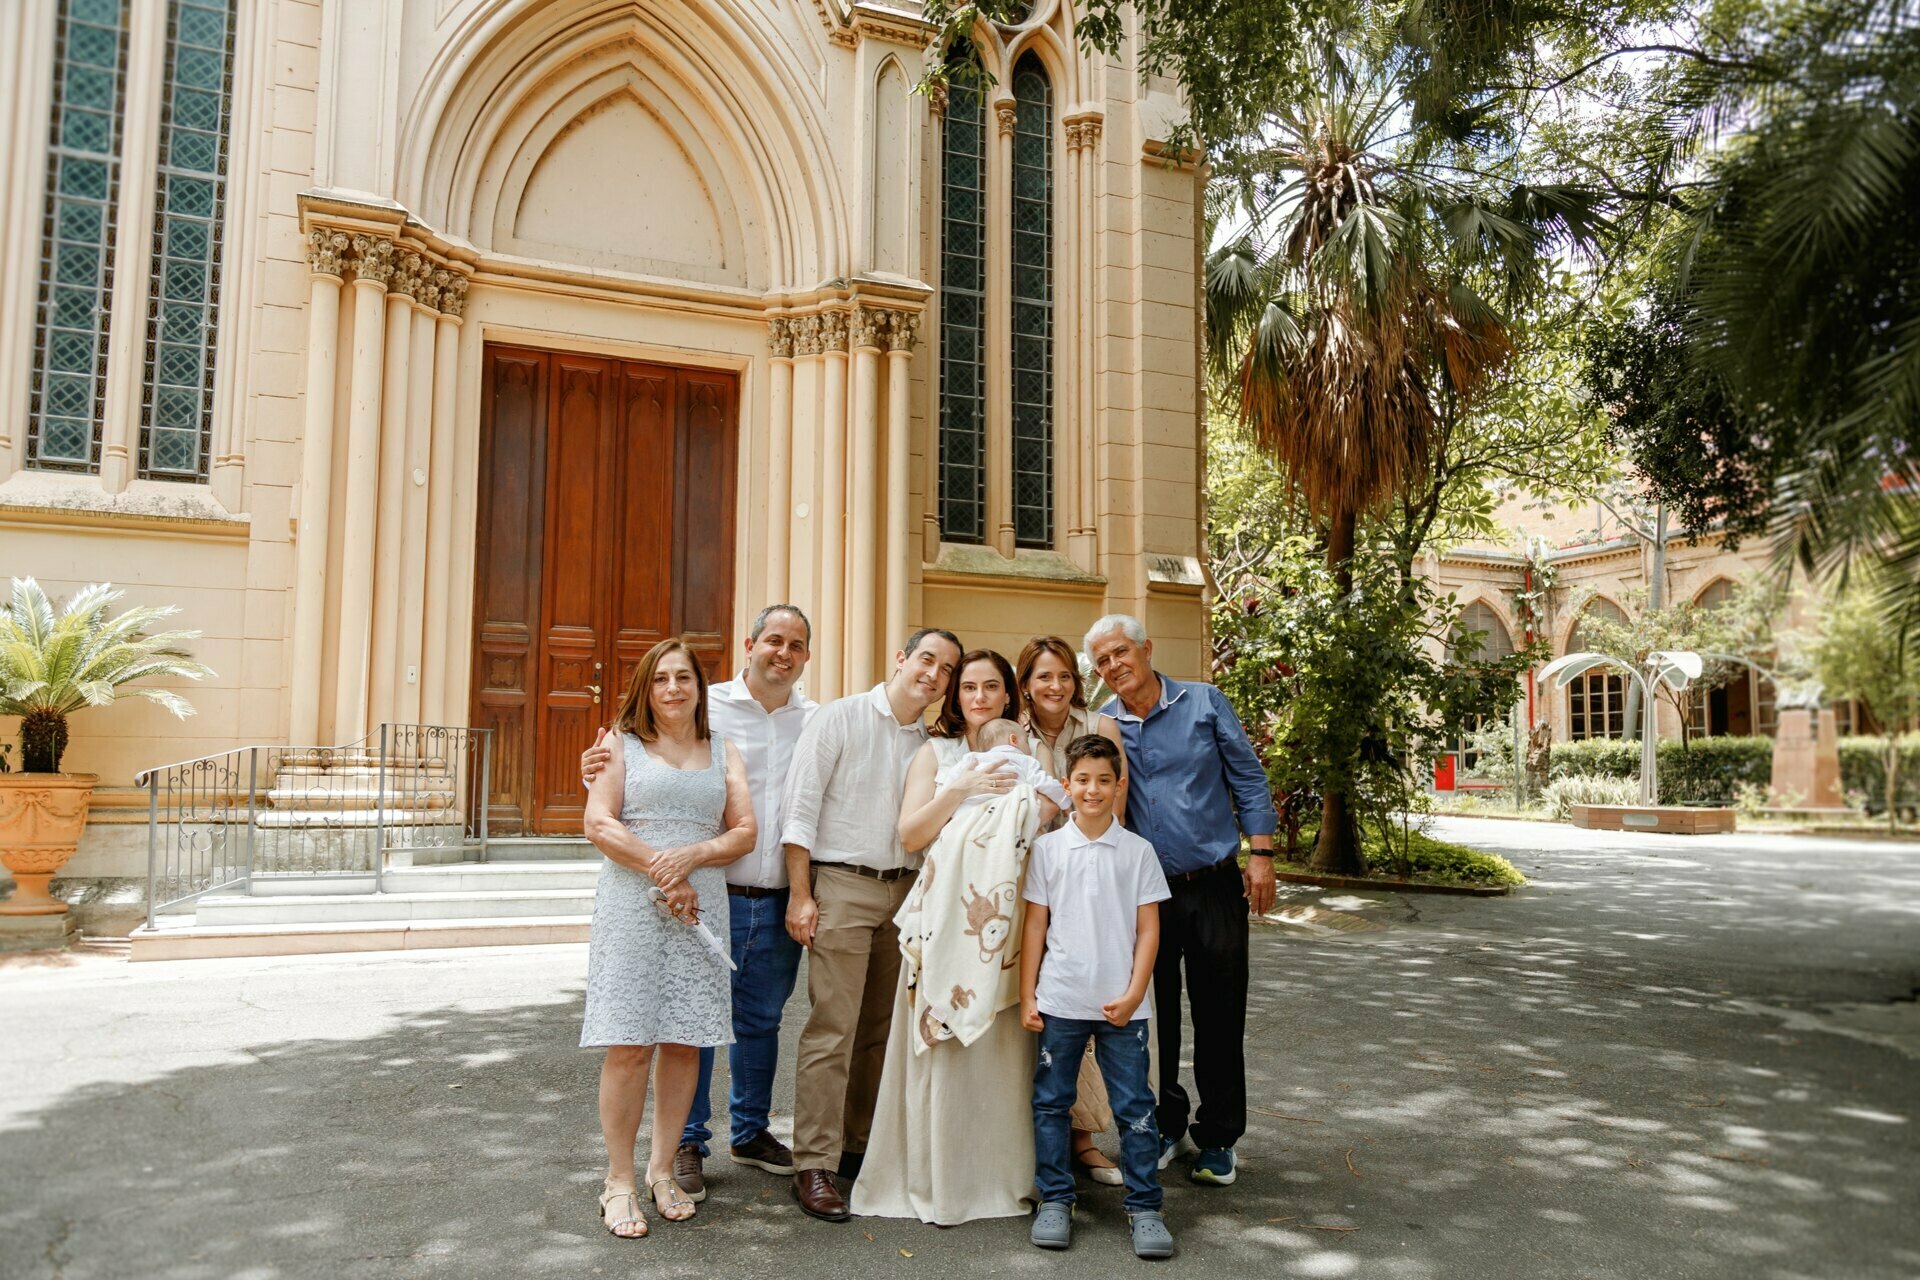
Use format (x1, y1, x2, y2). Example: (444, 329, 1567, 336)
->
(1088, 613, 1277, 1188)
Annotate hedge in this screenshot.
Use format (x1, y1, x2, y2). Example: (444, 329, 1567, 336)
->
(1837, 735, 1920, 814)
(1549, 736, 1773, 806)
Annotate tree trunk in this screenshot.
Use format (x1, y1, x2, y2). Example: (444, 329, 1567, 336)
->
(1311, 787, 1367, 875)
(1312, 502, 1367, 875)
(1888, 740, 1900, 835)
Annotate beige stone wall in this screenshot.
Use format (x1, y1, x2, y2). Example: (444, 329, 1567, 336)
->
(0, 0, 1208, 877)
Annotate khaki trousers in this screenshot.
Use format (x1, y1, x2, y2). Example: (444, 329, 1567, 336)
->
(792, 864, 915, 1172)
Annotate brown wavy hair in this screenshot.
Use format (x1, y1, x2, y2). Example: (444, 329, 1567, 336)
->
(615, 638, 710, 742)
(932, 649, 1022, 739)
(1015, 635, 1088, 713)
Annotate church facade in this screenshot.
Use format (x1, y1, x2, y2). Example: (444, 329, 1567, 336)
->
(0, 0, 1208, 867)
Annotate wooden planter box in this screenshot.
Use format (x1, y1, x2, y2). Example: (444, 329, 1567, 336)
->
(1569, 804, 1735, 835)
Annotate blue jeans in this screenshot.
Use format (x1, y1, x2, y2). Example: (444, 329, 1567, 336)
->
(682, 888, 804, 1153)
(1033, 1013, 1162, 1213)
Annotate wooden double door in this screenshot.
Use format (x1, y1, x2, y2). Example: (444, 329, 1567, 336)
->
(470, 344, 737, 834)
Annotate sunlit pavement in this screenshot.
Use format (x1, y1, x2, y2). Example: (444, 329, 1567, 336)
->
(3, 817, 1917, 1279)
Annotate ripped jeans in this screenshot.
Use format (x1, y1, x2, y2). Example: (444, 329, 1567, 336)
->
(1033, 1014, 1162, 1212)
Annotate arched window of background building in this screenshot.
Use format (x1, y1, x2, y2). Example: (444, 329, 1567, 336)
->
(1688, 577, 1777, 738)
(1568, 598, 1629, 740)
(1009, 53, 1053, 548)
(1451, 600, 1518, 773)
(937, 48, 988, 544)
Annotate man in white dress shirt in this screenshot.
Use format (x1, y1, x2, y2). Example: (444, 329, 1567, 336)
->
(781, 626, 962, 1222)
(581, 605, 817, 1201)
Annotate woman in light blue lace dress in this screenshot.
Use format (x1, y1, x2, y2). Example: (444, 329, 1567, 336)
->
(582, 639, 755, 1239)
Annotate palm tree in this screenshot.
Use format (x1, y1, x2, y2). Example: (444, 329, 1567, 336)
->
(0, 579, 212, 773)
(1204, 52, 1557, 873)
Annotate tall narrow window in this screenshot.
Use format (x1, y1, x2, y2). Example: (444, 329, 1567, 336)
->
(1009, 55, 1053, 548)
(938, 53, 987, 544)
(28, 0, 130, 473)
(1568, 599, 1629, 741)
(140, 0, 236, 480)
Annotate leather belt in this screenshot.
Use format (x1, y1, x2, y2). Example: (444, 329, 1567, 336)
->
(812, 860, 916, 883)
(727, 884, 783, 899)
(1166, 856, 1239, 883)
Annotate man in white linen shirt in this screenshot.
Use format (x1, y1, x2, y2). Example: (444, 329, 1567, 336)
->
(782, 625, 962, 1223)
(580, 605, 817, 1200)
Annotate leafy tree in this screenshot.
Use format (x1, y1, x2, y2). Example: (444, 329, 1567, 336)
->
(1810, 588, 1920, 829)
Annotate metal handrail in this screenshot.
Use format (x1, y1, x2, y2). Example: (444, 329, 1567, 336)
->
(140, 723, 492, 928)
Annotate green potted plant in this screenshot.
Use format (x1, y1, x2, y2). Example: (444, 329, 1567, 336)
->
(0, 579, 212, 915)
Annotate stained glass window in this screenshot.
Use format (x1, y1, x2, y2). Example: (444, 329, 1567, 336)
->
(139, 0, 235, 480)
(938, 52, 987, 544)
(28, 0, 130, 473)
(1009, 56, 1053, 549)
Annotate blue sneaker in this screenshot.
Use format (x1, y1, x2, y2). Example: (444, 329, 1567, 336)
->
(1156, 1133, 1190, 1171)
(1190, 1147, 1237, 1185)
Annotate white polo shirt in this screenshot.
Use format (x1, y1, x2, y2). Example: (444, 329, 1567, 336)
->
(707, 672, 817, 890)
(1023, 815, 1171, 1022)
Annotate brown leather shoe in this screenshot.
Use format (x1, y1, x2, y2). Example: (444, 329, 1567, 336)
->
(792, 1168, 850, 1222)
(673, 1142, 708, 1203)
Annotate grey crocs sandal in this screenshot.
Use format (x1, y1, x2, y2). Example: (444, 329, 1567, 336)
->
(1031, 1201, 1073, 1249)
(1129, 1210, 1174, 1259)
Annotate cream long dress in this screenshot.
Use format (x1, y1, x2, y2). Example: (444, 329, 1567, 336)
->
(851, 735, 1039, 1225)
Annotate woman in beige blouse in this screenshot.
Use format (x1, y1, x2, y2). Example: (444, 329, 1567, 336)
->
(1015, 635, 1132, 1186)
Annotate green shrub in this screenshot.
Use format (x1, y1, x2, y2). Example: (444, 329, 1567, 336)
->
(1549, 735, 1772, 805)
(1540, 774, 1642, 819)
(1837, 735, 1920, 814)
(1658, 736, 1774, 805)
(1359, 828, 1527, 885)
(1550, 739, 1640, 779)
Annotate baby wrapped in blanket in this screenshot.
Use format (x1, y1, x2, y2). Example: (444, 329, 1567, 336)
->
(895, 721, 1062, 1053)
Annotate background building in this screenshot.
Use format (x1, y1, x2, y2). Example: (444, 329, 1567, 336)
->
(0, 0, 1209, 878)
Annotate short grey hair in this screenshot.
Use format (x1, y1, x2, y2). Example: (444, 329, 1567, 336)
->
(1083, 613, 1148, 653)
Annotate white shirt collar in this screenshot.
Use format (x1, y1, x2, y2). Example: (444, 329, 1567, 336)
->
(715, 671, 814, 713)
(1064, 815, 1123, 849)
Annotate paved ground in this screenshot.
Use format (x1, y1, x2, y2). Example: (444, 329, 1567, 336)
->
(3, 817, 1918, 1280)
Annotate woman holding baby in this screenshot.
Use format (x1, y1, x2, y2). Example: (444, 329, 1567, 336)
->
(853, 640, 1129, 1225)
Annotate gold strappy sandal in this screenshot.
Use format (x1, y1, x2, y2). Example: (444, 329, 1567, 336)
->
(599, 1180, 648, 1238)
(649, 1175, 697, 1223)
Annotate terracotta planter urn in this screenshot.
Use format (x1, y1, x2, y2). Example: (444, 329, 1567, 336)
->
(0, 773, 96, 915)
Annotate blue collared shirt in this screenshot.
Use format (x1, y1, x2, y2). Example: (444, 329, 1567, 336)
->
(1098, 673, 1279, 875)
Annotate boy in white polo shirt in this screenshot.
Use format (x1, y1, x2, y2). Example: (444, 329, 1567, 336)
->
(1019, 734, 1174, 1259)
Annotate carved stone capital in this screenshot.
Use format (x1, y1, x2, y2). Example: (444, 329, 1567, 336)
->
(306, 228, 349, 278)
(851, 306, 890, 351)
(415, 265, 444, 310)
(349, 235, 395, 288)
(767, 316, 795, 358)
(927, 80, 949, 120)
(995, 99, 1018, 138)
(817, 309, 850, 353)
(886, 311, 922, 353)
(438, 274, 469, 319)
(389, 250, 429, 302)
(1066, 118, 1104, 152)
(789, 314, 822, 357)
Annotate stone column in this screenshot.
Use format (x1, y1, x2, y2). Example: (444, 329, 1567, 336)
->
(989, 99, 1019, 556)
(287, 229, 348, 744)
(332, 235, 393, 742)
(847, 307, 887, 689)
(394, 264, 439, 725)
(368, 250, 420, 727)
(884, 312, 920, 654)
(786, 316, 824, 614)
(1069, 116, 1104, 568)
(816, 309, 850, 700)
(765, 318, 795, 605)
(421, 274, 466, 727)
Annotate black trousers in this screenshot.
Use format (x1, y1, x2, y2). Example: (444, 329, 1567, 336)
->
(1152, 857, 1249, 1150)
